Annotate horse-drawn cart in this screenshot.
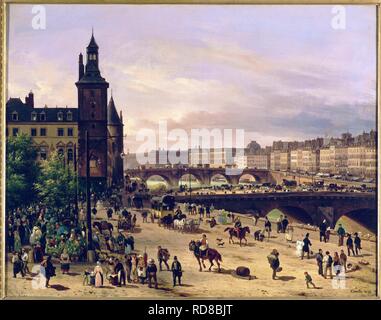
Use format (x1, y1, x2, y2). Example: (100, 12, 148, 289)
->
(175, 218, 201, 233)
(151, 195, 176, 220)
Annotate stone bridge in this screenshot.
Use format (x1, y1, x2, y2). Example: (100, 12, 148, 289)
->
(125, 167, 274, 187)
(175, 192, 377, 231)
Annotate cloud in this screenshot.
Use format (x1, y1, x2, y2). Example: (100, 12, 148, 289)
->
(7, 5, 376, 153)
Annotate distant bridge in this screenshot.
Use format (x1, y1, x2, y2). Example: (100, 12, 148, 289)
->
(175, 192, 377, 231)
(125, 167, 274, 187)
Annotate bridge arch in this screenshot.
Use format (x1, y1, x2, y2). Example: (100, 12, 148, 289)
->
(210, 174, 229, 186)
(178, 173, 202, 188)
(266, 206, 314, 225)
(238, 174, 257, 184)
(334, 208, 377, 234)
(145, 175, 170, 191)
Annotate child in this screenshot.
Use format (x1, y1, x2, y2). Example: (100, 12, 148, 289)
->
(304, 271, 317, 289)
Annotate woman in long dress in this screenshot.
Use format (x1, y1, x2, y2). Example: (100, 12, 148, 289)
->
(131, 255, 138, 283)
(137, 255, 147, 284)
(94, 261, 104, 287)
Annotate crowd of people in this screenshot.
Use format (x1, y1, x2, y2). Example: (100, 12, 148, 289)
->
(183, 202, 214, 219)
(83, 245, 183, 289)
(7, 204, 88, 285)
(7, 182, 370, 295)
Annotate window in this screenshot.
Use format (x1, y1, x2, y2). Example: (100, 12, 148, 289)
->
(40, 148, 47, 160)
(12, 112, 18, 121)
(12, 128, 19, 136)
(40, 128, 47, 136)
(31, 128, 37, 137)
(67, 149, 73, 162)
(67, 111, 72, 121)
(57, 112, 63, 121)
(91, 102, 96, 109)
(57, 128, 64, 137)
(31, 112, 37, 121)
(67, 128, 73, 136)
(90, 90, 95, 97)
(91, 112, 95, 119)
(40, 112, 46, 121)
(58, 148, 64, 157)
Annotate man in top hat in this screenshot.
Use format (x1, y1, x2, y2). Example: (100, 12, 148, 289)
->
(171, 256, 182, 287)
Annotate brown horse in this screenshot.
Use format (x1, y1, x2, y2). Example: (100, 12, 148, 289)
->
(189, 240, 222, 272)
(224, 226, 251, 246)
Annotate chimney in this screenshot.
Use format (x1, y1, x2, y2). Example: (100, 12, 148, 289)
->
(79, 53, 84, 80)
(120, 110, 123, 122)
(25, 91, 34, 108)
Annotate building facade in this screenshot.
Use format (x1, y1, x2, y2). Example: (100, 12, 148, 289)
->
(6, 33, 124, 189)
(280, 151, 291, 171)
(319, 148, 331, 173)
(330, 146, 348, 175)
(364, 147, 376, 178)
(246, 154, 270, 169)
(301, 149, 319, 174)
(270, 150, 281, 171)
(6, 94, 79, 163)
(290, 149, 303, 172)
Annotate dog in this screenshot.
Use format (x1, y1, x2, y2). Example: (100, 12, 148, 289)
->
(216, 238, 224, 247)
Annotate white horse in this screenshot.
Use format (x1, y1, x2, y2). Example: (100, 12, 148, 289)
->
(174, 218, 186, 232)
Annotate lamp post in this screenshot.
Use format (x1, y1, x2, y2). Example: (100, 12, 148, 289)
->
(85, 130, 95, 263)
(73, 143, 79, 219)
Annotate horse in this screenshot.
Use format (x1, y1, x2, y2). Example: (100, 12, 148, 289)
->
(188, 240, 222, 272)
(173, 218, 185, 232)
(224, 226, 251, 246)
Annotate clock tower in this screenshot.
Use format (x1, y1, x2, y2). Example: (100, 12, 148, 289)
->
(76, 31, 109, 189)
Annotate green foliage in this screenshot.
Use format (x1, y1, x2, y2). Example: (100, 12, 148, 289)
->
(35, 151, 77, 211)
(6, 133, 40, 209)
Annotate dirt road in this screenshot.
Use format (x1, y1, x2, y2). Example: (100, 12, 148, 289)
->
(5, 204, 377, 299)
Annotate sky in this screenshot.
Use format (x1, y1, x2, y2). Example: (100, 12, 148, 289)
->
(7, 5, 377, 153)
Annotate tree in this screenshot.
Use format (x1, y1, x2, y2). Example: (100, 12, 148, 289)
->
(6, 133, 40, 210)
(35, 151, 77, 211)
